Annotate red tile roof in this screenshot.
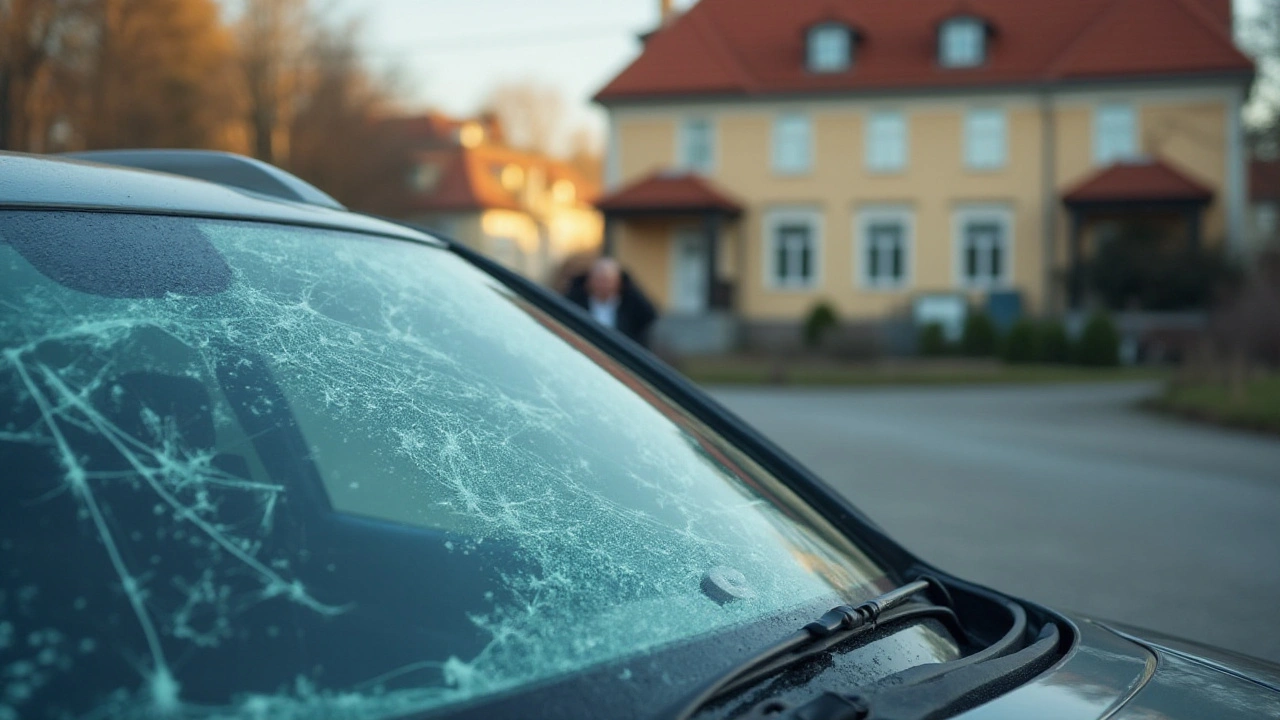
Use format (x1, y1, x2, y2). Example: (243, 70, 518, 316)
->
(406, 147, 519, 213)
(1063, 159, 1214, 204)
(596, 0, 1252, 102)
(595, 171, 743, 215)
(378, 112, 506, 150)
(378, 112, 599, 215)
(1251, 160, 1280, 202)
(402, 143, 598, 214)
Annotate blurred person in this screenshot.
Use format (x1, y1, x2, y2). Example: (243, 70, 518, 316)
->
(565, 257, 657, 347)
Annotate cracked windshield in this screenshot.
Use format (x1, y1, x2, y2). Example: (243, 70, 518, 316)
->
(0, 211, 885, 718)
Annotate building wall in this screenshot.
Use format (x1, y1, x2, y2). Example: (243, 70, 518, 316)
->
(614, 217, 745, 314)
(616, 219, 675, 310)
(412, 212, 481, 247)
(457, 205, 604, 283)
(610, 84, 1239, 323)
(480, 209, 542, 276)
(1142, 100, 1228, 241)
(547, 206, 605, 260)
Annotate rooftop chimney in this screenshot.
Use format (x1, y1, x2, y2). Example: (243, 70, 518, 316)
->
(660, 0, 675, 26)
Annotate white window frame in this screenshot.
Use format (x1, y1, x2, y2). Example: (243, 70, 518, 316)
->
(855, 206, 913, 290)
(807, 23, 851, 73)
(952, 205, 1014, 290)
(772, 113, 813, 175)
(678, 116, 716, 174)
(866, 111, 908, 173)
(1094, 102, 1138, 165)
(964, 108, 1007, 170)
(939, 17, 985, 68)
(764, 207, 823, 291)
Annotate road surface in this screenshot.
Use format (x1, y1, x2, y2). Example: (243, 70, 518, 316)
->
(709, 381, 1280, 663)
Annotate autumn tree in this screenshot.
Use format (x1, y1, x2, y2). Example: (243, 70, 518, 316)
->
(0, 0, 94, 150)
(78, 0, 239, 150)
(565, 126, 603, 187)
(286, 20, 407, 213)
(236, 0, 309, 164)
(481, 79, 565, 155)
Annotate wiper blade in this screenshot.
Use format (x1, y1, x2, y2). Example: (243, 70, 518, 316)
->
(757, 622, 1062, 720)
(670, 578, 949, 720)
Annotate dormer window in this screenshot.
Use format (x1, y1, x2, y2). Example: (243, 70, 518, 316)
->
(939, 17, 985, 68)
(807, 23, 851, 73)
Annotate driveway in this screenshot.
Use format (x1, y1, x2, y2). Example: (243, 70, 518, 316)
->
(709, 381, 1280, 663)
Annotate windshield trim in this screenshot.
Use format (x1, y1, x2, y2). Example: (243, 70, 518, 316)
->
(0, 203, 445, 249)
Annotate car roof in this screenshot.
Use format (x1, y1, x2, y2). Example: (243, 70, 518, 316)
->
(0, 152, 440, 245)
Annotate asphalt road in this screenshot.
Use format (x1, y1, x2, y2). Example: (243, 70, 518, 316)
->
(709, 381, 1280, 664)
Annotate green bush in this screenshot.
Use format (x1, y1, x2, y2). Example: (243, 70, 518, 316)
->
(961, 312, 999, 357)
(802, 301, 839, 349)
(1036, 320, 1071, 364)
(918, 322, 948, 357)
(1002, 319, 1038, 364)
(1075, 312, 1121, 367)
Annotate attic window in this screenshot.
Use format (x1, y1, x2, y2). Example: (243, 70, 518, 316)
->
(807, 23, 851, 73)
(939, 17, 985, 68)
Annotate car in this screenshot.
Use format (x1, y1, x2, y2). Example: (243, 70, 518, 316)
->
(1, 149, 1277, 720)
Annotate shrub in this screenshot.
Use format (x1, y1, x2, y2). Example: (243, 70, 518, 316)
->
(1088, 219, 1238, 311)
(1002, 319, 1038, 364)
(802, 301, 839, 349)
(1036, 320, 1071, 364)
(1075, 312, 1121, 367)
(918, 322, 947, 357)
(961, 312, 999, 357)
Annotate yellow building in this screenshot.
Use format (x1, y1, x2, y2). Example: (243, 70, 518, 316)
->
(382, 113, 602, 283)
(594, 0, 1252, 354)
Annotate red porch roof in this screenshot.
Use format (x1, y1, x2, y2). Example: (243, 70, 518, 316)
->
(595, 171, 743, 215)
(1063, 159, 1214, 205)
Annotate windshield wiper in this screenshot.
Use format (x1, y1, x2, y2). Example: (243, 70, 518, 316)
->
(751, 621, 1062, 720)
(669, 577, 958, 720)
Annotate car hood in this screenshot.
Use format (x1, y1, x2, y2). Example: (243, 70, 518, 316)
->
(950, 613, 1280, 719)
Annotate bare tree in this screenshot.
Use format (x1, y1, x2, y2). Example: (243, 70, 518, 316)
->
(481, 79, 565, 155)
(236, 0, 308, 164)
(0, 0, 93, 150)
(287, 19, 407, 213)
(81, 0, 239, 150)
(1243, 0, 1280, 156)
(565, 125, 603, 187)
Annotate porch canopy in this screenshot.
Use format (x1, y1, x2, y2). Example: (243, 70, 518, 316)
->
(595, 170, 743, 309)
(1062, 159, 1214, 308)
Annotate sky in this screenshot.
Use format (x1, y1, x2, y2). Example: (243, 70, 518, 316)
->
(345, 0, 1259, 151)
(348, 0, 698, 150)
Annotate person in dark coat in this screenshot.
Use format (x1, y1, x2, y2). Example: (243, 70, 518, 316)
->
(565, 257, 658, 347)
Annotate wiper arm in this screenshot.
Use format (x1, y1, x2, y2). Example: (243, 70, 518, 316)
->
(755, 622, 1062, 720)
(670, 578, 951, 720)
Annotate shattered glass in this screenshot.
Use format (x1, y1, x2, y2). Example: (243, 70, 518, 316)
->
(0, 211, 886, 718)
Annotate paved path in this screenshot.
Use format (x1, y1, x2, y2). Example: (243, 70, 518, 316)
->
(709, 382, 1280, 663)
